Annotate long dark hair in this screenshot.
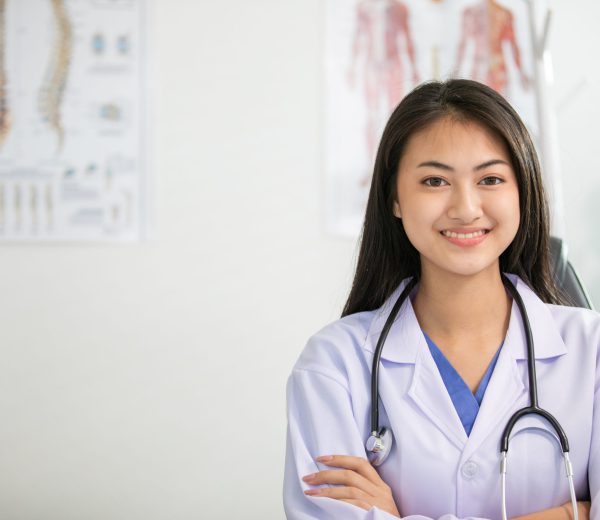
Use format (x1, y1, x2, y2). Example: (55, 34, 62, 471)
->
(342, 79, 569, 317)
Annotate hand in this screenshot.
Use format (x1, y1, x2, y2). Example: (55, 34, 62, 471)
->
(302, 455, 400, 517)
(511, 501, 590, 519)
(562, 500, 590, 520)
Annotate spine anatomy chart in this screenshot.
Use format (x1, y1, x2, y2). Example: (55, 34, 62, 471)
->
(38, 0, 73, 152)
(0, 0, 147, 242)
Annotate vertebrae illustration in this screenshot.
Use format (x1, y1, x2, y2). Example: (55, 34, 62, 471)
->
(38, 0, 73, 152)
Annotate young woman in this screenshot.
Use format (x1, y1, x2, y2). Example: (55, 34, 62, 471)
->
(283, 79, 598, 519)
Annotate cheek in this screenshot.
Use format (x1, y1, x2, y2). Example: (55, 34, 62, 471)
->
(497, 191, 520, 228)
(399, 196, 444, 239)
(486, 189, 520, 242)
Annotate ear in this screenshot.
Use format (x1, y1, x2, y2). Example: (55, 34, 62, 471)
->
(393, 199, 402, 219)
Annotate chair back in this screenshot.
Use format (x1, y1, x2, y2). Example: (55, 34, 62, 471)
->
(549, 236, 594, 310)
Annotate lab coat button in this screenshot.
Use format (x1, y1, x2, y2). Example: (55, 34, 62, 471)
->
(461, 461, 479, 479)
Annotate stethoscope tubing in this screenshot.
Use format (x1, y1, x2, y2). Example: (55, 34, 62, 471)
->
(368, 273, 577, 520)
(499, 276, 570, 453)
(370, 276, 418, 435)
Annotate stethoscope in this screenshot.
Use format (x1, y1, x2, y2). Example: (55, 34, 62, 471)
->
(365, 273, 578, 520)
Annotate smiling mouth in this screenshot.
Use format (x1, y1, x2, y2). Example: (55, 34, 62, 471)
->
(440, 229, 490, 239)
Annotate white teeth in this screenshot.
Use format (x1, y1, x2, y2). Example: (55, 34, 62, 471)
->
(442, 229, 487, 239)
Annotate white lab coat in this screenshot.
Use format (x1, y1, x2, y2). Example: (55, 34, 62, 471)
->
(283, 274, 600, 520)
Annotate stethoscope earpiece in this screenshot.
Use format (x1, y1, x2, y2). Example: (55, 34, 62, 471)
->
(366, 427, 393, 466)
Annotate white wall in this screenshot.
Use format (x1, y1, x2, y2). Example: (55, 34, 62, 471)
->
(0, 1, 598, 519)
(551, 2, 600, 306)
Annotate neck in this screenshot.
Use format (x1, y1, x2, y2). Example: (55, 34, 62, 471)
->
(412, 266, 512, 342)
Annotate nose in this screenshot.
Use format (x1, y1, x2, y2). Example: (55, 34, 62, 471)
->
(447, 184, 483, 223)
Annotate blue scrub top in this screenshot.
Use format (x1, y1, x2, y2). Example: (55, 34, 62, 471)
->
(422, 331, 503, 436)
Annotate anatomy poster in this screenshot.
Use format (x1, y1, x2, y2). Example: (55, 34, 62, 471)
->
(325, 0, 539, 237)
(0, 0, 148, 241)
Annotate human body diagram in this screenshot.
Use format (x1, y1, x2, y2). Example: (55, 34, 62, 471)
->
(344, 0, 532, 182)
(454, 0, 531, 95)
(348, 0, 419, 176)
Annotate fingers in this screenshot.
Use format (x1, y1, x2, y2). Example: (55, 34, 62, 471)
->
(578, 501, 591, 520)
(341, 499, 371, 511)
(307, 489, 372, 512)
(301, 456, 401, 518)
(305, 485, 371, 502)
(304, 485, 375, 512)
(315, 455, 386, 488)
(303, 468, 379, 497)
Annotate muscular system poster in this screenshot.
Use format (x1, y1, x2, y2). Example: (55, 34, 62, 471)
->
(325, 0, 540, 237)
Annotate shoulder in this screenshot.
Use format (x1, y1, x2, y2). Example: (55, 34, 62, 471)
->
(546, 303, 600, 354)
(490, 1, 512, 22)
(510, 273, 600, 350)
(291, 310, 376, 390)
(547, 303, 600, 334)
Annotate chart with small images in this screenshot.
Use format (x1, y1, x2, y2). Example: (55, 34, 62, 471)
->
(0, 0, 148, 241)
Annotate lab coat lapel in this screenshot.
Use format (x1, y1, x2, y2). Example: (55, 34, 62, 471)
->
(463, 274, 567, 459)
(406, 342, 468, 450)
(462, 331, 526, 459)
(364, 274, 568, 458)
(365, 278, 467, 450)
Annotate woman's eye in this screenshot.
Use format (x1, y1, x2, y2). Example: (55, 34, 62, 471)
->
(423, 177, 448, 187)
(480, 176, 503, 186)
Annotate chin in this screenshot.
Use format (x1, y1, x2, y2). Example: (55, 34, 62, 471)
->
(426, 258, 501, 279)
(450, 266, 497, 278)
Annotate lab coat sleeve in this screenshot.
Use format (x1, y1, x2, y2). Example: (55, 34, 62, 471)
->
(283, 367, 491, 520)
(588, 342, 600, 520)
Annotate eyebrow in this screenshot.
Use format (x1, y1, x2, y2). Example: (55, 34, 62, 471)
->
(416, 159, 510, 172)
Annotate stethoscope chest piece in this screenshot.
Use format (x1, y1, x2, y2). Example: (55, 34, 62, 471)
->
(366, 427, 393, 466)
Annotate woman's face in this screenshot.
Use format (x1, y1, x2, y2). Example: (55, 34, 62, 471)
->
(394, 117, 520, 280)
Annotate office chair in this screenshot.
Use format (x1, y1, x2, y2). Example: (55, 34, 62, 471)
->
(549, 236, 594, 310)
